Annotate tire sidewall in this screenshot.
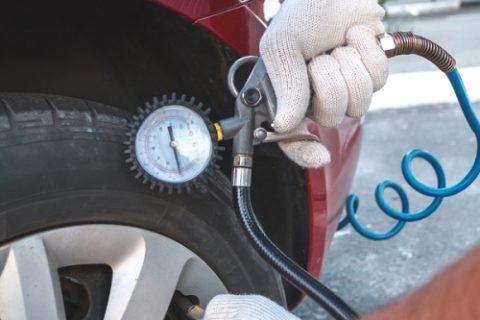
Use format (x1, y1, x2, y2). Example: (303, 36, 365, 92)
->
(0, 94, 285, 304)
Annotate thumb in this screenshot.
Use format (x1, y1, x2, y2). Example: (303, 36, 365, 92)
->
(260, 31, 310, 133)
(277, 120, 331, 168)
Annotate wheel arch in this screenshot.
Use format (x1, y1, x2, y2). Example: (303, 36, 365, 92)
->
(0, 0, 309, 306)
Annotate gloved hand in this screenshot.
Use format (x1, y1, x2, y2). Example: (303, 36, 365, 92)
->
(260, 0, 388, 168)
(204, 294, 299, 320)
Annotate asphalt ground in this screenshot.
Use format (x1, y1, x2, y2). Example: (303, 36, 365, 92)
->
(295, 102, 480, 319)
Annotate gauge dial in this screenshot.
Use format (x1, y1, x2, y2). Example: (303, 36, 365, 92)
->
(126, 94, 220, 193)
(135, 105, 213, 184)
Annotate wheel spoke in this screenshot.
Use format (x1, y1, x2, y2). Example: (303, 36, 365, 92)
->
(104, 233, 193, 320)
(0, 237, 66, 320)
(0, 225, 226, 320)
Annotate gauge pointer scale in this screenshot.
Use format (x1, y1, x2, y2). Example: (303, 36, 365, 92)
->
(167, 125, 182, 174)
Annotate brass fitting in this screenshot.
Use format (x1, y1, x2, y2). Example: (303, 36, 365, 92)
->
(214, 122, 224, 141)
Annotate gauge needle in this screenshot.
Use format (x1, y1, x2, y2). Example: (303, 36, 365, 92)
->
(168, 126, 182, 174)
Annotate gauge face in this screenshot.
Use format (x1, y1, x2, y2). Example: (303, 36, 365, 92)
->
(135, 105, 214, 184)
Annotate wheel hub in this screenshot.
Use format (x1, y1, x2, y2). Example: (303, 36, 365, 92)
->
(0, 225, 226, 320)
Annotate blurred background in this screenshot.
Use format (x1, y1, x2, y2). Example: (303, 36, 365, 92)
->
(264, 0, 480, 318)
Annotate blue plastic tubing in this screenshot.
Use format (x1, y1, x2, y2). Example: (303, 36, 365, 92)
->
(340, 69, 480, 240)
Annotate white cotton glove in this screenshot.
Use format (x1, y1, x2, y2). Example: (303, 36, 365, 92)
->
(260, 0, 389, 168)
(204, 295, 299, 320)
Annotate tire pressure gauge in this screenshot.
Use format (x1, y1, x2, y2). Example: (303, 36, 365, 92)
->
(125, 94, 222, 193)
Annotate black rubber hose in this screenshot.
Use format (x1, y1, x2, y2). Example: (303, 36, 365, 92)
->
(233, 186, 359, 320)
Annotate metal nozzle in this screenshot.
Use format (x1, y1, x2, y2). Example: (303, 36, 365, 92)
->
(172, 292, 205, 320)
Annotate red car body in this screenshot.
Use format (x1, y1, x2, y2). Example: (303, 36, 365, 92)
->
(150, 0, 363, 286)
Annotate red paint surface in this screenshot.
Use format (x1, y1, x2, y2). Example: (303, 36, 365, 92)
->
(149, 0, 256, 21)
(306, 119, 363, 277)
(150, 0, 363, 281)
(195, 5, 266, 56)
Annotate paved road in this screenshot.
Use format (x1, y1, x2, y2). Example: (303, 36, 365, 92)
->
(386, 7, 480, 73)
(295, 102, 480, 319)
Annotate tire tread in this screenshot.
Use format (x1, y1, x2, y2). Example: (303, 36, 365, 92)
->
(0, 93, 130, 147)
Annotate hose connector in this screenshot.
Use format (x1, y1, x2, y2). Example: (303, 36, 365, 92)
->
(379, 33, 397, 58)
(232, 154, 253, 187)
(380, 32, 456, 73)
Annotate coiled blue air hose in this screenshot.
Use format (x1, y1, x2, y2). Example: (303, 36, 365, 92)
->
(340, 62, 479, 240)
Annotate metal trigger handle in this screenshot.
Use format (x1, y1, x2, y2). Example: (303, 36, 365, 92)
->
(253, 127, 320, 145)
(227, 56, 259, 97)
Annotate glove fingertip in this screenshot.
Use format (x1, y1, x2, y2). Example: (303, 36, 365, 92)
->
(308, 55, 349, 128)
(273, 112, 304, 133)
(331, 46, 373, 117)
(346, 25, 389, 92)
(279, 141, 331, 168)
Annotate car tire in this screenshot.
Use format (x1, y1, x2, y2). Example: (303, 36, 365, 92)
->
(0, 93, 285, 319)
